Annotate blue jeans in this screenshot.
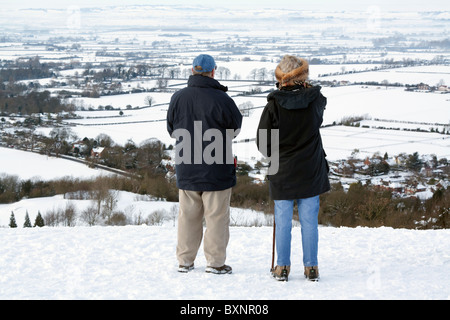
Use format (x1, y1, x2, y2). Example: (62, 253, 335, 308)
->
(274, 196, 320, 267)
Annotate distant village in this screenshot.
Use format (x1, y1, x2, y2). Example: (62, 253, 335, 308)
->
(327, 154, 449, 200)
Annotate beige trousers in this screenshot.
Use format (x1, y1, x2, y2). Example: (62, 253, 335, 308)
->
(177, 188, 232, 268)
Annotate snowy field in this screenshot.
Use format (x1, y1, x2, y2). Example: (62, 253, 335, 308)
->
(320, 65, 450, 86)
(0, 180, 448, 300)
(0, 225, 448, 300)
(27, 83, 449, 166)
(0, 147, 115, 181)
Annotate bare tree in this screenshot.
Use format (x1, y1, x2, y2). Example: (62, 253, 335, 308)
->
(216, 67, 231, 80)
(238, 101, 254, 117)
(90, 177, 110, 222)
(102, 190, 119, 224)
(81, 204, 101, 226)
(249, 68, 258, 80)
(145, 95, 154, 107)
(44, 208, 60, 227)
(62, 202, 77, 227)
(156, 78, 168, 89)
(169, 204, 178, 227)
(147, 209, 166, 226)
(257, 68, 268, 81)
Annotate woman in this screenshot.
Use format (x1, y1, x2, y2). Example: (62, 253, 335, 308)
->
(257, 55, 330, 281)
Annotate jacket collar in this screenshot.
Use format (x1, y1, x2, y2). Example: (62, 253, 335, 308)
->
(188, 75, 228, 92)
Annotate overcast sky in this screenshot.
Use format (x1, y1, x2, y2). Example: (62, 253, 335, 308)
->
(2, 0, 448, 11)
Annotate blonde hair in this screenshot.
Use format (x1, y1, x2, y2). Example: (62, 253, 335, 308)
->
(278, 55, 303, 74)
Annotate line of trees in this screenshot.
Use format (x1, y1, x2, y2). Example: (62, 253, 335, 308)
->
(0, 57, 58, 82)
(7, 176, 448, 230)
(3, 170, 449, 229)
(1, 90, 73, 116)
(9, 211, 44, 228)
(8, 205, 178, 228)
(7, 187, 179, 228)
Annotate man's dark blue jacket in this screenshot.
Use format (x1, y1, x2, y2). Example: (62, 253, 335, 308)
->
(167, 75, 243, 191)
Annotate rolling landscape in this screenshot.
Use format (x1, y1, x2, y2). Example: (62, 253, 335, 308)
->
(0, 2, 449, 300)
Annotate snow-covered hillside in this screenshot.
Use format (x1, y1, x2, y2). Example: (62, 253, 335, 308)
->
(1, 174, 447, 300)
(0, 187, 448, 300)
(0, 147, 115, 181)
(0, 224, 448, 300)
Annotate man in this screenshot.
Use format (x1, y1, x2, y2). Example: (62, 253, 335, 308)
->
(167, 54, 242, 274)
(257, 55, 330, 282)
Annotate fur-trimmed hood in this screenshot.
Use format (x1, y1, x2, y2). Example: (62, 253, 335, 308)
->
(275, 55, 309, 86)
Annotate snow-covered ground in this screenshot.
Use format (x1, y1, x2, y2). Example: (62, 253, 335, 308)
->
(0, 188, 448, 300)
(0, 224, 448, 300)
(1, 177, 447, 300)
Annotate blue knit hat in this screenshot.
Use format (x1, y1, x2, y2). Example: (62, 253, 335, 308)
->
(193, 54, 217, 73)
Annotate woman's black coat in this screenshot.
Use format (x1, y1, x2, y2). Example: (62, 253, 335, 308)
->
(256, 84, 330, 200)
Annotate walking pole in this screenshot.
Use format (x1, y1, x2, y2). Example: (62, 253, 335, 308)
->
(271, 216, 276, 272)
